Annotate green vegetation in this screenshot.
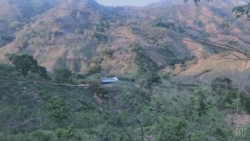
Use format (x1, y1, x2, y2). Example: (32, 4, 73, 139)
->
(131, 44, 159, 72)
(0, 0, 250, 141)
(211, 76, 250, 114)
(93, 33, 108, 42)
(0, 64, 16, 77)
(1, 60, 249, 140)
(156, 44, 187, 66)
(53, 68, 72, 83)
(153, 18, 175, 29)
(9, 54, 49, 79)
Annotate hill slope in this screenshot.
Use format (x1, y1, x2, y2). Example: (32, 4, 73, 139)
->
(0, 0, 249, 75)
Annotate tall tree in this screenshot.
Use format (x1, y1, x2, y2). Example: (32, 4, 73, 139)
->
(9, 54, 38, 76)
(9, 54, 49, 78)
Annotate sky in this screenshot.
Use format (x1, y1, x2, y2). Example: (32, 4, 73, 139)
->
(95, 0, 160, 7)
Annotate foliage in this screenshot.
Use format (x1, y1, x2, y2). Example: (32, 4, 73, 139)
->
(232, 3, 250, 19)
(156, 45, 186, 66)
(211, 76, 250, 113)
(56, 125, 75, 140)
(1, 0, 250, 140)
(139, 85, 235, 140)
(131, 44, 159, 73)
(46, 96, 69, 124)
(0, 63, 16, 77)
(93, 33, 108, 42)
(30, 130, 55, 141)
(1, 72, 246, 141)
(211, 77, 237, 109)
(86, 65, 101, 75)
(9, 54, 37, 76)
(153, 18, 175, 28)
(240, 94, 250, 114)
(211, 76, 233, 93)
(8, 54, 49, 79)
(53, 68, 72, 83)
(101, 48, 115, 58)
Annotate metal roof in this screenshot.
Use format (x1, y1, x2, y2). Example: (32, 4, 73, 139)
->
(101, 77, 119, 83)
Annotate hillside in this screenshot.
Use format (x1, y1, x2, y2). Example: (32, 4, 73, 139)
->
(1, 0, 250, 140)
(0, 0, 249, 76)
(1, 62, 250, 140)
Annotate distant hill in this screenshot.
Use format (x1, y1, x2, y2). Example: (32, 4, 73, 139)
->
(0, 0, 249, 75)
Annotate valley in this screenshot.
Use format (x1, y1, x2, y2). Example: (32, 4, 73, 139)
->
(0, 0, 250, 140)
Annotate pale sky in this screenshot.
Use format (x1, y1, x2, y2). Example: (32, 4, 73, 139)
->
(96, 0, 160, 6)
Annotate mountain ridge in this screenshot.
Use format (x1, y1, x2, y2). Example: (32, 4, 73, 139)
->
(0, 0, 249, 75)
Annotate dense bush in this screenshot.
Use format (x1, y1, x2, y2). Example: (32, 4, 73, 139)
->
(0, 64, 16, 77)
(53, 68, 72, 83)
(211, 76, 250, 114)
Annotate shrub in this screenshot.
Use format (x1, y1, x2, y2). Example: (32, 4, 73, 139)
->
(0, 63, 15, 76)
(240, 94, 250, 113)
(30, 130, 55, 141)
(53, 68, 72, 83)
(46, 96, 69, 123)
(211, 77, 233, 93)
(93, 33, 108, 42)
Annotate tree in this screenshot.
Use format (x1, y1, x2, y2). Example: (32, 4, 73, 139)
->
(53, 68, 72, 83)
(0, 63, 15, 77)
(9, 54, 38, 76)
(9, 54, 49, 79)
(46, 96, 69, 124)
(56, 125, 76, 141)
(32, 66, 50, 80)
(232, 4, 250, 19)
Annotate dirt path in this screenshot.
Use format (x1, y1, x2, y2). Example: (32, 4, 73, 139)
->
(0, 77, 89, 88)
